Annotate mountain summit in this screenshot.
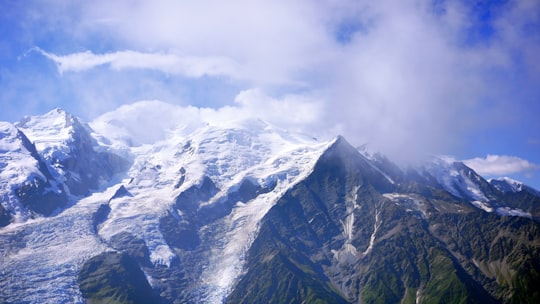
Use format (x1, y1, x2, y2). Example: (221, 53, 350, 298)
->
(1, 104, 539, 303)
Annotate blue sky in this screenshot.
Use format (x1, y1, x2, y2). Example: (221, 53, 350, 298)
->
(1, 0, 539, 188)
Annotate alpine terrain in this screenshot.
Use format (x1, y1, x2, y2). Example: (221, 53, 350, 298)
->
(1, 101, 539, 303)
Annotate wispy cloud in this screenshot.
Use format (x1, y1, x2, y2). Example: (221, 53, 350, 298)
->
(464, 155, 539, 176)
(35, 48, 242, 78)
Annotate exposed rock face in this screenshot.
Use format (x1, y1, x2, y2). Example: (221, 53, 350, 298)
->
(14, 177, 68, 215)
(0, 204, 11, 227)
(57, 119, 128, 196)
(227, 137, 540, 303)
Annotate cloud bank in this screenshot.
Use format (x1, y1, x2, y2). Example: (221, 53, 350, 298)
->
(11, 0, 540, 164)
(464, 155, 539, 176)
(90, 95, 325, 147)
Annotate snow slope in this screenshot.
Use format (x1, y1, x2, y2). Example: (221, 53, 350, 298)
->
(96, 114, 332, 303)
(423, 157, 537, 218)
(0, 122, 49, 223)
(1, 102, 333, 303)
(0, 122, 44, 185)
(424, 156, 488, 202)
(16, 108, 81, 162)
(489, 176, 540, 197)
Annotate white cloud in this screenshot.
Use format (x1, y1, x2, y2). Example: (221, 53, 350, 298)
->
(36, 48, 242, 78)
(233, 89, 324, 130)
(74, 0, 331, 86)
(464, 155, 539, 176)
(90, 95, 325, 147)
(8, 0, 539, 164)
(90, 100, 200, 146)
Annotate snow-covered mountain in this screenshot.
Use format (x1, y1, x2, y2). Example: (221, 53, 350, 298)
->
(417, 158, 540, 218)
(16, 108, 129, 197)
(0, 120, 67, 224)
(490, 176, 540, 196)
(1, 102, 540, 303)
(0, 103, 331, 303)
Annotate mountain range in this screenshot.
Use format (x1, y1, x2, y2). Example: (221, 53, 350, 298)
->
(1, 101, 539, 303)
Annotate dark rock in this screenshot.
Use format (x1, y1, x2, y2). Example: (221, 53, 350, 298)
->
(174, 176, 219, 218)
(109, 232, 151, 265)
(45, 114, 130, 196)
(15, 178, 67, 216)
(92, 203, 111, 233)
(160, 211, 201, 251)
(0, 203, 11, 227)
(110, 185, 133, 202)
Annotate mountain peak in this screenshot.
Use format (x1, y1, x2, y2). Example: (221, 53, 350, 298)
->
(18, 107, 75, 128)
(489, 177, 523, 193)
(15, 108, 89, 159)
(489, 177, 540, 198)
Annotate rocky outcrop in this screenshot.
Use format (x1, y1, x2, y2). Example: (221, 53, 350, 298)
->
(228, 137, 540, 303)
(78, 251, 161, 304)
